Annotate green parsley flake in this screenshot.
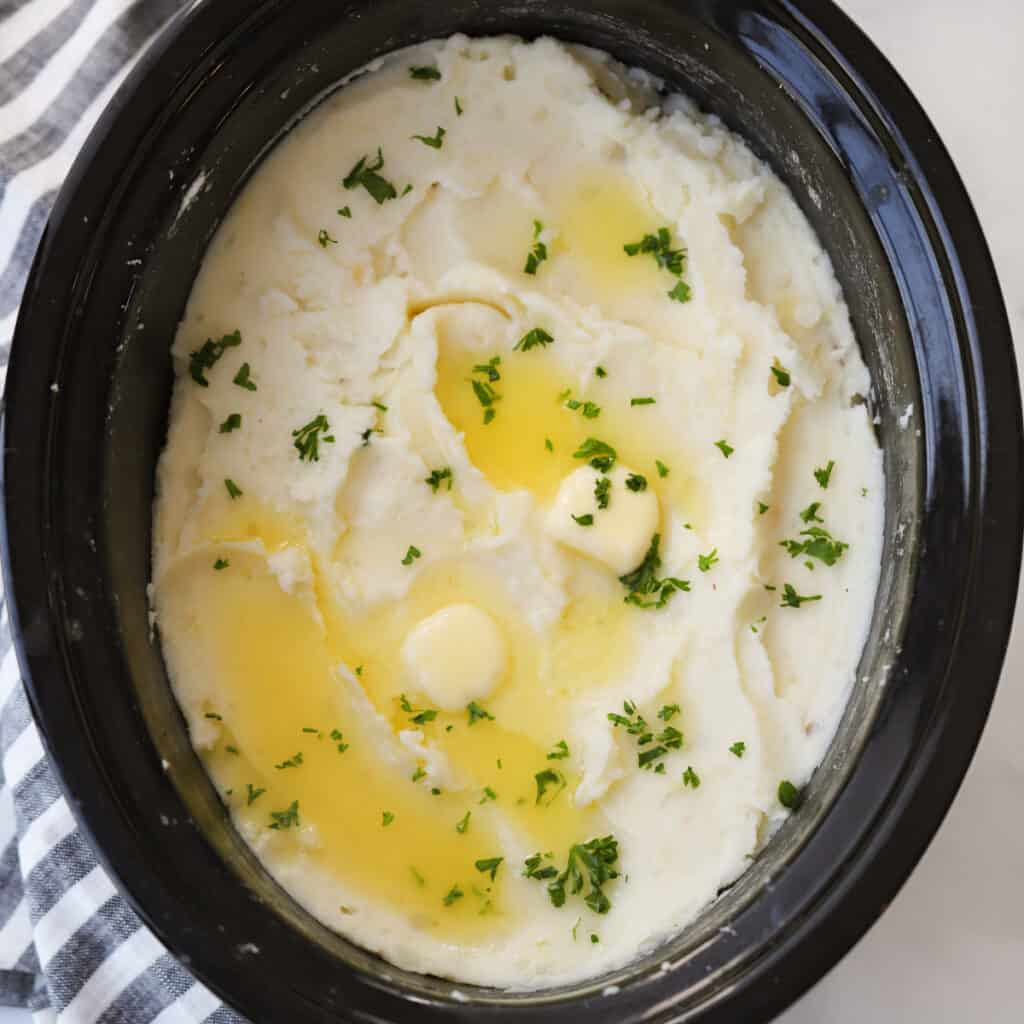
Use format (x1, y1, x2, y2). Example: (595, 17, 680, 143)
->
(213, 558, 229, 571)
(564, 394, 601, 419)
(425, 467, 453, 493)
(595, 365, 607, 378)
(342, 148, 398, 204)
(697, 548, 719, 573)
(771, 364, 791, 387)
(442, 884, 464, 906)
(219, 413, 241, 433)
(412, 765, 427, 782)
(317, 229, 337, 247)
(656, 459, 669, 478)
(479, 786, 497, 804)
(534, 768, 566, 806)
(411, 126, 445, 149)
(469, 358, 502, 424)
(524, 219, 548, 275)
(667, 280, 691, 303)
(573, 437, 617, 473)
(382, 811, 395, 827)
(624, 227, 685, 275)
(778, 779, 801, 809)
(274, 752, 303, 770)
(618, 534, 690, 609)
(409, 65, 441, 81)
(516, 326, 554, 351)
(467, 701, 494, 725)
(730, 741, 746, 758)
(268, 800, 300, 830)
(758, 501, 770, 515)
(337, 206, 352, 218)
(401, 545, 421, 566)
(232, 362, 257, 390)
(715, 439, 734, 458)
(410, 866, 426, 887)
(455, 811, 471, 834)
(780, 525, 848, 566)
(292, 414, 334, 461)
(814, 460, 835, 488)
(571, 513, 594, 527)
(800, 501, 824, 523)
(630, 397, 656, 406)
(246, 784, 265, 805)
(455, 96, 463, 115)
(547, 739, 570, 760)
(545, 438, 554, 452)
(524, 835, 619, 914)
(205, 712, 222, 720)
(594, 476, 611, 510)
(625, 473, 647, 492)
(475, 857, 503, 881)
(682, 766, 701, 788)
(224, 478, 242, 500)
(658, 704, 680, 722)
(608, 700, 684, 771)
(188, 329, 241, 387)
(780, 583, 822, 608)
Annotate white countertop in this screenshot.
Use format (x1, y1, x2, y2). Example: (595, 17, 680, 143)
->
(2, 1, 1020, 1021)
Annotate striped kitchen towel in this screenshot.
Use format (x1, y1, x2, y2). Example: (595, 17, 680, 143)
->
(0, 1, 247, 1020)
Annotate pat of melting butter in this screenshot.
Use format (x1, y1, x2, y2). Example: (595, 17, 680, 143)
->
(546, 464, 660, 575)
(402, 603, 506, 710)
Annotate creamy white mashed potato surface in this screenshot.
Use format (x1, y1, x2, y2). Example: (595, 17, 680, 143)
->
(153, 35, 883, 990)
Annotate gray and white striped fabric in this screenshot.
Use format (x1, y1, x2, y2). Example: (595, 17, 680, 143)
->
(1, 1, 247, 1020)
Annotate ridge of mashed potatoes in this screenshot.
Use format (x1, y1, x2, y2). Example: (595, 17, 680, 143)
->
(152, 35, 884, 990)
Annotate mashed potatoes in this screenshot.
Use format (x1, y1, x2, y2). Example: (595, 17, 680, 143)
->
(152, 35, 883, 989)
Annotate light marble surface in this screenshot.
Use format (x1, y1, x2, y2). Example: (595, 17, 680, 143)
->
(2, 2, 1020, 1021)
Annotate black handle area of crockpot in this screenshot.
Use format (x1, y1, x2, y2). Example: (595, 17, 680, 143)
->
(3, 1, 1020, 1022)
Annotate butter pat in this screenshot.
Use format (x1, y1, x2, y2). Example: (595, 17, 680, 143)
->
(401, 603, 506, 710)
(545, 464, 659, 575)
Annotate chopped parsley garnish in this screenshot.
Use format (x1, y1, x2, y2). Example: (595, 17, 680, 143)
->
(479, 786, 497, 804)
(330, 728, 349, 753)
(608, 699, 684, 771)
(412, 765, 427, 782)
(594, 476, 611, 509)
(758, 501, 770, 515)
(571, 513, 594, 527)
(771, 364, 791, 387)
(317, 229, 337, 247)
(800, 501, 824, 523)
(224, 478, 242, 500)
(535, 768, 566, 806)
(656, 459, 669, 478)
(778, 779, 801, 809)
(409, 65, 441, 81)
(780, 525, 848, 566)
(410, 866, 426, 887)
(401, 183, 413, 197)
(360, 427, 378, 447)
(469, 358, 502, 424)
(697, 548, 719, 573)
(188, 329, 241, 387)
(337, 206, 351, 218)
(524, 219, 548, 275)
(342, 148, 398, 204)
(595, 365, 607, 378)
(246, 784, 265, 805)
(233, 362, 257, 391)
(814, 460, 835, 488)
(545, 438, 554, 452)
(630, 396, 655, 406)
(618, 534, 690, 609)
(442, 884, 464, 906)
(411, 126, 445, 149)
(715, 439, 734, 458)
(225, 745, 239, 755)
(667, 280, 691, 303)
(454, 96, 463, 115)
(623, 227, 685, 275)
(515, 326, 553, 351)
(547, 739, 570, 760)
(205, 712, 222, 720)
(625, 473, 647, 492)
(382, 811, 395, 827)
(213, 558, 229, 571)
(475, 857, 503, 881)
(524, 835, 620, 914)
(219, 413, 241, 433)
(564, 395, 601, 419)
(401, 545, 421, 566)
(455, 811, 471, 834)
(372, 401, 387, 413)
(425, 466, 453, 493)
(301, 727, 321, 736)
(399, 692, 436, 724)
(268, 800, 299, 830)
(467, 701, 494, 725)
(658, 704, 680, 722)
(780, 583, 822, 608)
(730, 741, 746, 758)
(573, 437, 617, 473)
(682, 766, 701, 788)
(274, 752, 303, 770)
(292, 414, 334, 461)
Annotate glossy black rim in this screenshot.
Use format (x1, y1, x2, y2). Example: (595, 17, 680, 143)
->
(3, 1, 1021, 1022)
